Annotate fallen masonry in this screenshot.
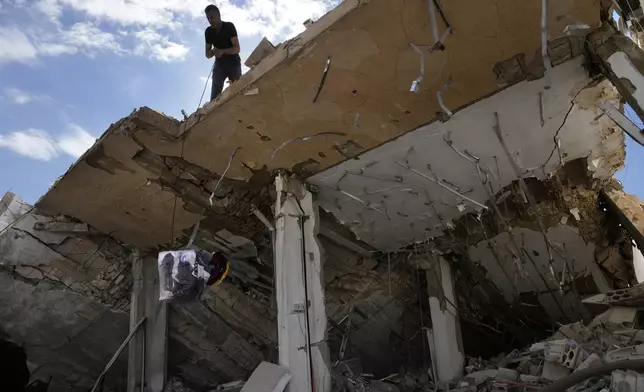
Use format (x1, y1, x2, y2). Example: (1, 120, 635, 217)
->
(330, 295, 644, 392)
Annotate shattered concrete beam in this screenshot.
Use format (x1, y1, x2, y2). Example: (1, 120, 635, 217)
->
(318, 226, 371, 257)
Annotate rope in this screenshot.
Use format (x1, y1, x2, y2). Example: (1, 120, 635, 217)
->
(169, 65, 214, 246)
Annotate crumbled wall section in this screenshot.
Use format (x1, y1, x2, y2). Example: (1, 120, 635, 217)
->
(588, 22, 644, 120)
(0, 205, 132, 309)
(608, 189, 644, 237)
(0, 194, 134, 391)
(0, 271, 129, 392)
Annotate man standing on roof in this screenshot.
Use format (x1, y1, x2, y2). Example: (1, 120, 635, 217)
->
(204, 4, 242, 102)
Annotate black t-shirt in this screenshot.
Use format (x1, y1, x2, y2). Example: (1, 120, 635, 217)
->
(205, 22, 241, 65)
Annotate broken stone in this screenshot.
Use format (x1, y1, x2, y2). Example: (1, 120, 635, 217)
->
(570, 208, 581, 221)
(590, 307, 639, 331)
(610, 370, 644, 392)
(555, 322, 592, 342)
(369, 381, 400, 392)
(605, 344, 644, 362)
(244, 88, 260, 96)
(495, 368, 519, 381)
(463, 369, 499, 385)
(518, 375, 540, 383)
(542, 361, 572, 381)
(574, 353, 603, 373)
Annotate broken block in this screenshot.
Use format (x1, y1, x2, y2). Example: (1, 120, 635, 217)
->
(542, 361, 572, 381)
(574, 353, 603, 373)
(610, 370, 644, 392)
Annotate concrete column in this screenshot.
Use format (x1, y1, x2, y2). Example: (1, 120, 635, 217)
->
(426, 255, 464, 382)
(127, 249, 145, 392)
(127, 251, 167, 392)
(274, 173, 330, 392)
(633, 243, 644, 284)
(143, 255, 168, 392)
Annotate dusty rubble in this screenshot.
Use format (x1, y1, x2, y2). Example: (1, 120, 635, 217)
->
(335, 283, 644, 392)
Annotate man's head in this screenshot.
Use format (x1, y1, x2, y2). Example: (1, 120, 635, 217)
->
(205, 4, 221, 27)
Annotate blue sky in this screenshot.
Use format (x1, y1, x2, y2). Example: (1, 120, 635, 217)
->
(0, 0, 642, 206)
(0, 0, 337, 203)
(616, 105, 644, 198)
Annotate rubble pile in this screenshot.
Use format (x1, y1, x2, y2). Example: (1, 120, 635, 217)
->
(338, 283, 644, 392)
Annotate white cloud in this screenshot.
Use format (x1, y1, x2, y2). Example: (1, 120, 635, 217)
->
(0, 27, 38, 63)
(4, 88, 33, 104)
(3, 87, 52, 105)
(56, 124, 96, 157)
(37, 22, 122, 57)
(0, 124, 96, 161)
(218, 0, 339, 40)
(3, 0, 339, 64)
(0, 129, 58, 161)
(35, 0, 63, 21)
(134, 28, 188, 62)
(48, 0, 338, 40)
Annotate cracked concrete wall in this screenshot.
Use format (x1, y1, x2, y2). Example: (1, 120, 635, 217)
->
(0, 193, 132, 310)
(0, 271, 129, 392)
(0, 192, 31, 231)
(0, 194, 136, 391)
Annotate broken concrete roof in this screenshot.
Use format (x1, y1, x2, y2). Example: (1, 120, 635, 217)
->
(35, 0, 602, 250)
(309, 60, 625, 250)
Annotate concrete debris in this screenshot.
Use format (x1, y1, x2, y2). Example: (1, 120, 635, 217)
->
(542, 361, 572, 381)
(564, 23, 591, 36)
(339, 287, 644, 392)
(163, 378, 196, 392)
(240, 362, 291, 392)
(611, 370, 644, 392)
(244, 88, 260, 96)
(574, 353, 602, 372)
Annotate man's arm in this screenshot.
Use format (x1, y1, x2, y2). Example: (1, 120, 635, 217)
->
(220, 24, 240, 55)
(220, 36, 240, 55)
(205, 29, 216, 59)
(205, 42, 215, 59)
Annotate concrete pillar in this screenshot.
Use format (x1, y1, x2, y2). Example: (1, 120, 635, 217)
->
(143, 255, 167, 392)
(274, 173, 330, 392)
(633, 243, 644, 284)
(127, 251, 167, 392)
(426, 255, 464, 382)
(128, 250, 145, 392)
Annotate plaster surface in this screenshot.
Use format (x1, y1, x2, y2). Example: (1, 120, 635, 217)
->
(308, 59, 622, 250)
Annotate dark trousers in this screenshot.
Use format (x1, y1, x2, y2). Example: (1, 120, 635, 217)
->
(211, 60, 242, 101)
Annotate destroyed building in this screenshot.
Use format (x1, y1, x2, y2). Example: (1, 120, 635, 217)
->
(3, 0, 644, 391)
